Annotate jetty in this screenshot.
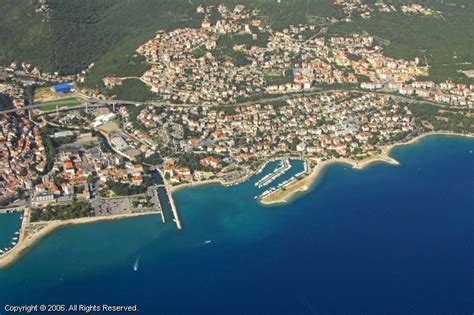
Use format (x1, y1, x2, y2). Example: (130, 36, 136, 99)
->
(166, 187, 182, 230)
(254, 161, 269, 176)
(148, 185, 166, 223)
(0, 207, 24, 214)
(149, 183, 182, 229)
(153, 168, 182, 230)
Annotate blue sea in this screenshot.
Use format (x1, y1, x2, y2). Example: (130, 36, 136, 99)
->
(0, 135, 472, 314)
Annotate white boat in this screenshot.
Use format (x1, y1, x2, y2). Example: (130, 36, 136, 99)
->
(133, 257, 140, 271)
(203, 240, 212, 244)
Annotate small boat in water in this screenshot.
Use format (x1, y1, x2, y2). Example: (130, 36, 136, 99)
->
(203, 240, 212, 244)
(133, 257, 140, 271)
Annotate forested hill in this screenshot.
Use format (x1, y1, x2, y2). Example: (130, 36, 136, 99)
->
(0, 0, 203, 76)
(0, 0, 340, 85)
(0, 0, 472, 87)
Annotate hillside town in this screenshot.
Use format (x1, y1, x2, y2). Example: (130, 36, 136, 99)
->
(0, 70, 153, 212)
(120, 91, 415, 184)
(334, 0, 441, 20)
(0, 3, 472, 212)
(126, 4, 468, 108)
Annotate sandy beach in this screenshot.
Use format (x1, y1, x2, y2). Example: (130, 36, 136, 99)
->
(260, 132, 473, 205)
(0, 212, 159, 269)
(259, 155, 397, 206)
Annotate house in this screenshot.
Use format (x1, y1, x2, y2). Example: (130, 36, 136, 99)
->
(131, 176, 144, 186)
(103, 76, 123, 88)
(399, 86, 415, 95)
(200, 157, 221, 168)
(296, 142, 307, 152)
(63, 160, 75, 175)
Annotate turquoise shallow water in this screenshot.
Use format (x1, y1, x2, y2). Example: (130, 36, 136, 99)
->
(0, 212, 22, 254)
(0, 135, 473, 314)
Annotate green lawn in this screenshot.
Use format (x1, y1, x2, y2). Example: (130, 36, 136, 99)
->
(38, 97, 83, 111)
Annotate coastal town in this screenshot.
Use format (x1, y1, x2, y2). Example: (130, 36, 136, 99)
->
(123, 4, 473, 107)
(0, 3, 472, 268)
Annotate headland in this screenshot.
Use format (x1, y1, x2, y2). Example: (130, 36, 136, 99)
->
(259, 132, 473, 205)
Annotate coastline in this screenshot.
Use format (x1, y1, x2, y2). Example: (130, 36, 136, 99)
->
(259, 132, 474, 205)
(0, 131, 472, 269)
(169, 179, 222, 194)
(0, 212, 159, 270)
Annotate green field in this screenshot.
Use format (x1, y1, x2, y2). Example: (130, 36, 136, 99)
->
(38, 97, 83, 111)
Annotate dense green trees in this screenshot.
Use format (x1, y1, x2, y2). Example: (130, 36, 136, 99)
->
(106, 180, 147, 196)
(0, 0, 471, 93)
(37, 125, 57, 174)
(407, 103, 473, 133)
(0, 93, 13, 110)
(107, 79, 155, 102)
(0, 0, 341, 86)
(30, 200, 94, 222)
(328, 1, 474, 83)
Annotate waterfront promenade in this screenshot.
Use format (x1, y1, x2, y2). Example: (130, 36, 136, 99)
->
(0, 207, 25, 214)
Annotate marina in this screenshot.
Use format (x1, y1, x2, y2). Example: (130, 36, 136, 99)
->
(0, 212, 22, 256)
(156, 186, 182, 230)
(254, 159, 308, 200)
(151, 170, 182, 230)
(254, 159, 291, 189)
(254, 161, 270, 176)
(0, 207, 24, 214)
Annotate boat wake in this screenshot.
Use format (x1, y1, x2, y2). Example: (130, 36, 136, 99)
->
(133, 256, 140, 272)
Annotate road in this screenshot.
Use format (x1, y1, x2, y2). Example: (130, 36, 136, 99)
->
(0, 86, 466, 117)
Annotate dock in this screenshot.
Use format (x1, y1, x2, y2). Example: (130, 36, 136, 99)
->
(0, 207, 24, 214)
(0, 208, 28, 258)
(255, 159, 309, 200)
(148, 185, 166, 223)
(255, 159, 291, 188)
(148, 183, 182, 230)
(166, 187, 182, 230)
